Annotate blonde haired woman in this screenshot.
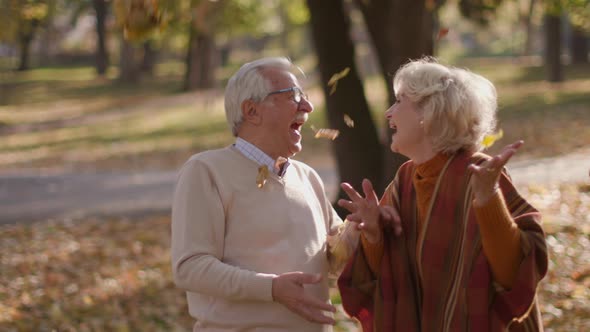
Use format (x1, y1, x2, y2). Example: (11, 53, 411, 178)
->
(337, 57, 548, 331)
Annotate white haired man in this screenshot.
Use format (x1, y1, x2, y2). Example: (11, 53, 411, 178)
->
(171, 57, 350, 331)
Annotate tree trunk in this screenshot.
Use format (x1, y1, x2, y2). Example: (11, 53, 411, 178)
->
(307, 0, 384, 210)
(544, 14, 563, 82)
(93, 0, 109, 76)
(356, 0, 430, 104)
(119, 38, 140, 83)
(184, 27, 216, 91)
(570, 26, 588, 64)
(140, 41, 157, 76)
(17, 34, 33, 71)
(356, 0, 431, 188)
(522, 0, 536, 55)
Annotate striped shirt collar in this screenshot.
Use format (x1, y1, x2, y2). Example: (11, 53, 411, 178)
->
(234, 137, 290, 176)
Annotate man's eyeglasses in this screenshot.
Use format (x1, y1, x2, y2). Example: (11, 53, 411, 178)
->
(266, 86, 309, 104)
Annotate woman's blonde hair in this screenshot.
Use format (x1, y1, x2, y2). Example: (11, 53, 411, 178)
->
(393, 57, 498, 153)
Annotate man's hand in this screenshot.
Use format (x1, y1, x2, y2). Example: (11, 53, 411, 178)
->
(272, 272, 336, 325)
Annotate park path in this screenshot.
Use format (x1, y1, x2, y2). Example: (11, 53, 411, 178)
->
(1, 148, 588, 224)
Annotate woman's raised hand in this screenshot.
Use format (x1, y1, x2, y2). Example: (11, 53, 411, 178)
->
(468, 140, 524, 206)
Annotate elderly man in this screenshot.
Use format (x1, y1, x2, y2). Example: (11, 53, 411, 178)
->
(171, 57, 349, 331)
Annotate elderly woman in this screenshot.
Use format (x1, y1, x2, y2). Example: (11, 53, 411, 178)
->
(337, 58, 548, 331)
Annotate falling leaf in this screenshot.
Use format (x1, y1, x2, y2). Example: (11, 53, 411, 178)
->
(328, 67, 350, 95)
(256, 165, 269, 188)
(437, 27, 449, 40)
(314, 129, 340, 140)
(481, 129, 503, 148)
(343, 114, 354, 128)
(311, 125, 340, 140)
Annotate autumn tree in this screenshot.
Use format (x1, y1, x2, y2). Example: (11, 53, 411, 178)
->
(93, 0, 109, 75)
(567, 0, 589, 64)
(307, 0, 437, 200)
(0, 0, 54, 71)
(307, 0, 384, 209)
(544, 0, 563, 82)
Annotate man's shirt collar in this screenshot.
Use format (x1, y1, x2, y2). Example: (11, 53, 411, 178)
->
(234, 137, 290, 176)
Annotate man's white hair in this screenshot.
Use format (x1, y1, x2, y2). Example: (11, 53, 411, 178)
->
(393, 57, 498, 154)
(224, 57, 294, 137)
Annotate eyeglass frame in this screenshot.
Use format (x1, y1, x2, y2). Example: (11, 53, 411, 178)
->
(265, 86, 309, 104)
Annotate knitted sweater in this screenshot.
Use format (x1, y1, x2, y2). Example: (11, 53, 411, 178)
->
(171, 146, 342, 331)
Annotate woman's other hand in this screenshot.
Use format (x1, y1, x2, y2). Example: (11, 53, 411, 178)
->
(338, 179, 401, 243)
(468, 140, 524, 206)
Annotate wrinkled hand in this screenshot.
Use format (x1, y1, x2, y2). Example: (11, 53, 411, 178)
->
(338, 179, 402, 243)
(468, 140, 523, 206)
(380, 205, 402, 237)
(272, 272, 336, 325)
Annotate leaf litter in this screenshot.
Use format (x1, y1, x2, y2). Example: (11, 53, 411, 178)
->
(0, 183, 589, 331)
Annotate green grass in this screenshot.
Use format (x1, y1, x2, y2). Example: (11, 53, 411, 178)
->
(0, 58, 589, 172)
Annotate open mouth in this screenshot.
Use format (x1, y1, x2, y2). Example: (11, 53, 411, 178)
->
(291, 115, 306, 134)
(290, 122, 303, 132)
(390, 123, 397, 135)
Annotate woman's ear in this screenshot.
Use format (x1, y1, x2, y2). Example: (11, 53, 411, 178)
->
(241, 99, 262, 125)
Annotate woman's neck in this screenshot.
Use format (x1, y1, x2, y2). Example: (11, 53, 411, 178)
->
(410, 147, 437, 165)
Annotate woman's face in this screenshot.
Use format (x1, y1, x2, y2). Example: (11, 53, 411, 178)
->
(385, 92, 427, 157)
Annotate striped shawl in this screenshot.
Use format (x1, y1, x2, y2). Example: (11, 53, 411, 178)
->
(338, 151, 548, 332)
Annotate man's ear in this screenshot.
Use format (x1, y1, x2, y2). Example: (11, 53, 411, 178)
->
(241, 99, 262, 125)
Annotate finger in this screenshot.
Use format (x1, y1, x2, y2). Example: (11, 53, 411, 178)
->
(379, 208, 393, 221)
(340, 182, 363, 202)
(300, 293, 337, 313)
(346, 213, 363, 223)
(496, 140, 523, 165)
(293, 272, 322, 285)
(381, 205, 401, 224)
(361, 179, 379, 204)
(380, 206, 402, 235)
(507, 140, 524, 151)
(394, 223, 403, 236)
(337, 199, 356, 213)
(498, 145, 520, 165)
(297, 306, 336, 325)
(469, 160, 500, 176)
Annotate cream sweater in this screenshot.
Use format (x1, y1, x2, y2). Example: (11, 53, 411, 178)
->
(171, 146, 342, 331)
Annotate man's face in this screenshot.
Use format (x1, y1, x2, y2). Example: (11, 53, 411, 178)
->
(257, 67, 313, 159)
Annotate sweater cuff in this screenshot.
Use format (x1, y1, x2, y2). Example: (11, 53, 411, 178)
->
(473, 190, 516, 237)
(361, 232, 384, 275)
(246, 273, 277, 302)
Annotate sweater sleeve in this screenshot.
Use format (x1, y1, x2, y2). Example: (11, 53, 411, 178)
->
(327, 220, 360, 274)
(473, 188, 522, 289)
(360, 232, 384, 275)
(171, 159, 276, 301)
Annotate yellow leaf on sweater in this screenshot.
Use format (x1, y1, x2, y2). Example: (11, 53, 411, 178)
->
(257, 165, 269, 188)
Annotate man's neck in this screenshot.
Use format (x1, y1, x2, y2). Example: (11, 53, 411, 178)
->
(238, 135, 280, 160)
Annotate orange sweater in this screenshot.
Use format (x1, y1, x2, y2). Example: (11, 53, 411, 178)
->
(361, 153, 523, 289)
